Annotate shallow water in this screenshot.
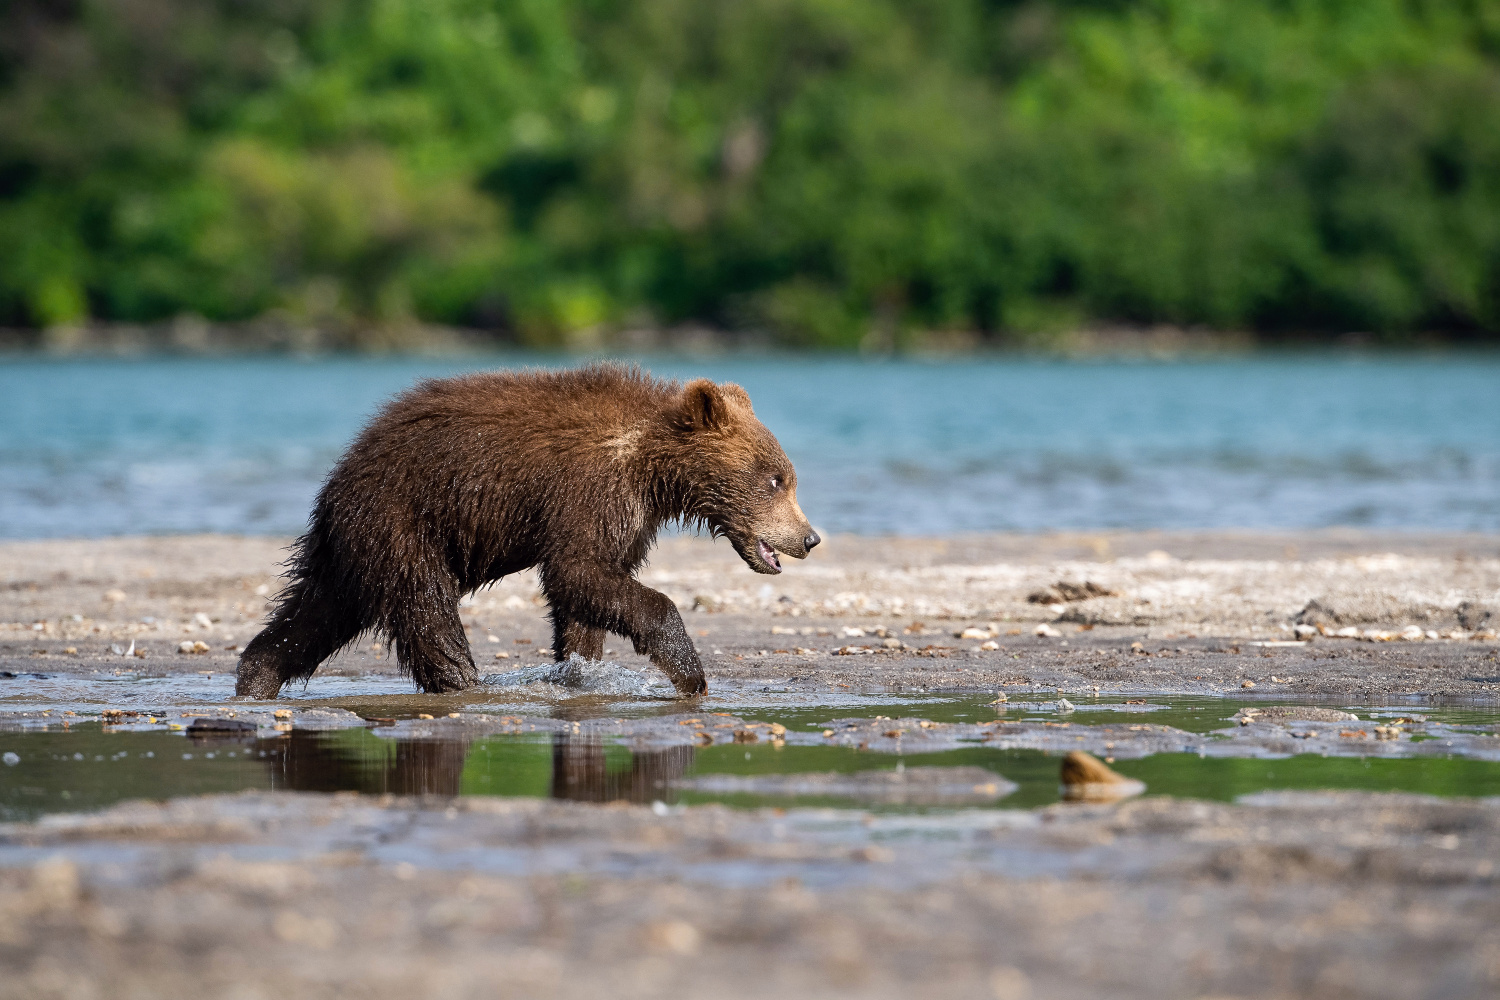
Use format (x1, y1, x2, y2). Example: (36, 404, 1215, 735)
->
(4, 693, 1498, 822)
(3, 353, 1498, 537)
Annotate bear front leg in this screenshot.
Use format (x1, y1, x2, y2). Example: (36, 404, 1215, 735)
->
(540, 565, 706, 696)
(553, 617, 605, 661)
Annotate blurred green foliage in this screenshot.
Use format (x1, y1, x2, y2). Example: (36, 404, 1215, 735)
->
(3, 0, 1499, 346)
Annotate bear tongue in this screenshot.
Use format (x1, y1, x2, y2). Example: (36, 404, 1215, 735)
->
(756, 539, 782, 571)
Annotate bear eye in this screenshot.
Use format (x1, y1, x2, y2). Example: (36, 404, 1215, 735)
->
(769, 475, 781, 491)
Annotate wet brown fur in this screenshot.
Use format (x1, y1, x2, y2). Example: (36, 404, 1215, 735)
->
(235, 364, 814, 698)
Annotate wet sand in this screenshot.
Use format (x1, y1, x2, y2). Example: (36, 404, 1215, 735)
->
(4, 530, 1498, 700)
(2, 531, 1500, 998)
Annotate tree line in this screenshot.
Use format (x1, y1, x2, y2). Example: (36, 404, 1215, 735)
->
(3, 0, 1499, 347)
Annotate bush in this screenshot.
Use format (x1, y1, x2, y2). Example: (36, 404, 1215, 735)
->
(1, 0, 1498, 344)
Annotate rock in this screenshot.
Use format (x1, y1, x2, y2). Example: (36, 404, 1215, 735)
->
(2, 752, 18, 765)
(186, 717, 256, 733)
(1292, 623, 1319, 638)
(1034, 624, 1062, 638)
(1059, 751, 1145, 802)
(1055, 697, 1075, 713)
(958, 627, 991, 639)
(1457, 601, 1492, 631)
(103, 589, 127, 603)
(979, 640, 999, 651)
(883, 637, 904, 649)
(192, 612, 213, 629)
(1027, 580, 1116, 605)
(1241, 680, 1255, 689)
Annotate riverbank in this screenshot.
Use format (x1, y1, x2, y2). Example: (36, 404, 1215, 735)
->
(2, 531, 1499, 999)
(4, 531, 1497, 700)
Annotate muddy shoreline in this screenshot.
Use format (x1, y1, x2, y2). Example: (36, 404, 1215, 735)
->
(3, 531, 1499, 998)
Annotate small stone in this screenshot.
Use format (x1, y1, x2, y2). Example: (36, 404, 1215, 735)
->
(1241, 680, 1255, 688)
(448, 712, 461, 719)
(1055, 697, 1074, 713)
(178, 640, 196, 654)
(192, 613, 213, 629)
(979, 640, 999, 651)
(273, 709, 293, 720)
(418, 713, 434, 720)
(493, 651, 509, 659)
(103, 589, 126, 603)
(1034, 624, 1062, 638)
(958, 627, 991, 639)
(2, 752, 18, 765)
(822, 729, 834, 738)
(1059, 750, 1145, 801)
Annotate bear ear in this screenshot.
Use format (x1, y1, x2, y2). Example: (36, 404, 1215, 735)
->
(718, 382, 753, 413)
(678, 379, 727, 432)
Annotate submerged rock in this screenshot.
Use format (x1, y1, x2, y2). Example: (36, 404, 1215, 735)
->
(1235, 706, 1359, 724)
(675, 766, 1017, 806)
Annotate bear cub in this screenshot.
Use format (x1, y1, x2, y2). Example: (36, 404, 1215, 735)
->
(236, 364, 817, 698)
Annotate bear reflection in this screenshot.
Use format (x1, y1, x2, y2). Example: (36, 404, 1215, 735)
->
(550, 735, 695, 804)
(253, 730, 694, 803)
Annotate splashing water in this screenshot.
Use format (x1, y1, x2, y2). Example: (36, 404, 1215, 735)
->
(482, 654, 668, 697)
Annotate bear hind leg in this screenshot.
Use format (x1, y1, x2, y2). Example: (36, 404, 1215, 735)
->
(388, 589, 477, 693)
(236, 586, 364, 698)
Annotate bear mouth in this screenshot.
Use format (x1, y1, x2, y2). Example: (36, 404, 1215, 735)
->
(755, 539, 783, 573)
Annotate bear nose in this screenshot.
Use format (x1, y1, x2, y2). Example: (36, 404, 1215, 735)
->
(804, 531, 821, 552)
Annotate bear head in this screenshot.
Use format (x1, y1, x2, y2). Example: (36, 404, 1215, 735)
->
(671, 379, 817, 575)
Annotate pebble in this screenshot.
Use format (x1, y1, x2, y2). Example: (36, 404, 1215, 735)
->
(1034, 624, 1062, 638)
(979, 640, 999, 651)
(273, 709, 292, 720)
(2, 752, 18, 765)
(1241, 680, 1255, 688)
(192, 612, 213, 629)
(1055, 697, 1075, 713)
(1059, 750, 1146, 801)
(417, 714, 434, 720)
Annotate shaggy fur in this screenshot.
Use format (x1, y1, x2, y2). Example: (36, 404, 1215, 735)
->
(235, 364, 816, 698)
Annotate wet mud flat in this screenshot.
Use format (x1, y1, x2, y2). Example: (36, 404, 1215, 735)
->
(3, 789, 1498, 999)
(2, 531, 1500, 997)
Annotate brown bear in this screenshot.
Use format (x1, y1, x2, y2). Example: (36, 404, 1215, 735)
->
(235, 364, 817, 699)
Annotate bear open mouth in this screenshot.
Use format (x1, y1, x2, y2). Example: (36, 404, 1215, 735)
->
(755, 539, 782, 573)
